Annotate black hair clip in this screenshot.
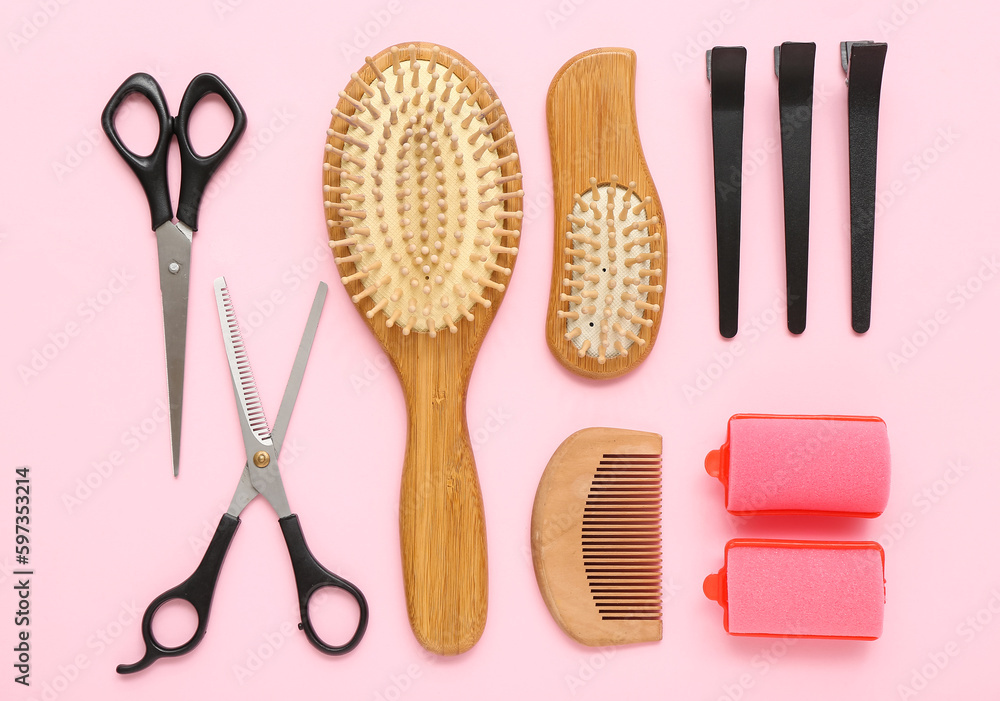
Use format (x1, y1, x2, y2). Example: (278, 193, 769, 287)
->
(707, 46, 747, 339)
(774, 42, 816, 335)
(842, 41, 887, 333)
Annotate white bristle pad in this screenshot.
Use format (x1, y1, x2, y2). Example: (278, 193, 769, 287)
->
(326, 45, 522, 336)
(559, 177, 662, 361)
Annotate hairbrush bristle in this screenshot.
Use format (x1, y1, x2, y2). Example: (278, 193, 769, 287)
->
(558, 176, 662, 364)
(326, 44, 522, 336)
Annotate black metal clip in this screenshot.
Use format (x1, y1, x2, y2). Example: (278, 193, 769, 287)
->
(774, 42, 816, 335)
(707, 46, 747, 339)
(842, 41, 887, 333)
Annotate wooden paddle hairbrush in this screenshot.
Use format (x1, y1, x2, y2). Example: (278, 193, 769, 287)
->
(546, 48, 666, 378)
(324, 43, 521, 655)
(531, 427, 662, 646)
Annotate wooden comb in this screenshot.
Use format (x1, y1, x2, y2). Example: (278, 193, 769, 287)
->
(531, 427, 662, 646)
(545, 48, 667, 378)
(324, 43, 522, 654)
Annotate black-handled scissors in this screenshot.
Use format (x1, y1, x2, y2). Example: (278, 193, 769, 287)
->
(117, 279, 368, 674)
(102, 73, 247, 477)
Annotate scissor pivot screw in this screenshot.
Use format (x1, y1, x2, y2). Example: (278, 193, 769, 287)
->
(253, 451, 270, 468)
(168, 261, 181, 274)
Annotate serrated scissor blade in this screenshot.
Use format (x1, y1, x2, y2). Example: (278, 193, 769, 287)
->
(156, 221, 193, 477)
(213, 277, 273, 454)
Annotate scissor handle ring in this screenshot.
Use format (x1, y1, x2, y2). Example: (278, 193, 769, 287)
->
(279, 514, 369, 655)
(101, 72, 174, 230)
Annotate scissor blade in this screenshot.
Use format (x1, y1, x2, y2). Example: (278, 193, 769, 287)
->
(226, 464, 261, 518)
(269, 283, 327, 455)
(156, 221, 193, 477)
(213, 277, 273, 459)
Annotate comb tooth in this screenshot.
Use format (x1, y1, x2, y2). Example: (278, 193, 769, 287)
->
(579, 447, 662, 621)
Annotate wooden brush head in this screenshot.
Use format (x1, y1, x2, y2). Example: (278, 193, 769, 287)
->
(546, 48, 666, 379)
(325, 42, 523, 374)
(531, 427, 663, 646)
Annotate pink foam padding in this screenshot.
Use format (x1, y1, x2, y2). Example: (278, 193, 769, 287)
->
(726, 545, 885, 638)
(726, 416, 890, 514)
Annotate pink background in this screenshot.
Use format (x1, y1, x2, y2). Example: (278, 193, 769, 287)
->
(3, 0, 998, 698)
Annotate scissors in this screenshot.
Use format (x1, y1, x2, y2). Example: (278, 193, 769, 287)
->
(102, 73, 248, 476)
(117, 279, 368, 674)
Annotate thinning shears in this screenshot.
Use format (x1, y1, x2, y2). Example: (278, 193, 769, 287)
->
(117, 279, 368, 674)
(102, 73, 247, 475)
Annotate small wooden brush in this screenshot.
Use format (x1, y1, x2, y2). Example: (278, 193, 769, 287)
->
(324, 43, 521, 655)
(546, 48, 667, 378)
(531, 427, 662, 646)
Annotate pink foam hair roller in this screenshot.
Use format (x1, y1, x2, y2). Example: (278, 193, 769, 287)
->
(705, 414, 891, 517)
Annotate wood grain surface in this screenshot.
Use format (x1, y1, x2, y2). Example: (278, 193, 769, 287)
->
(325, 42, 522, 655)
(545, 48, 666, 379)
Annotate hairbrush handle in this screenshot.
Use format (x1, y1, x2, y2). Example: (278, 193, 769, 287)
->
(399, 348, 488, 655)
